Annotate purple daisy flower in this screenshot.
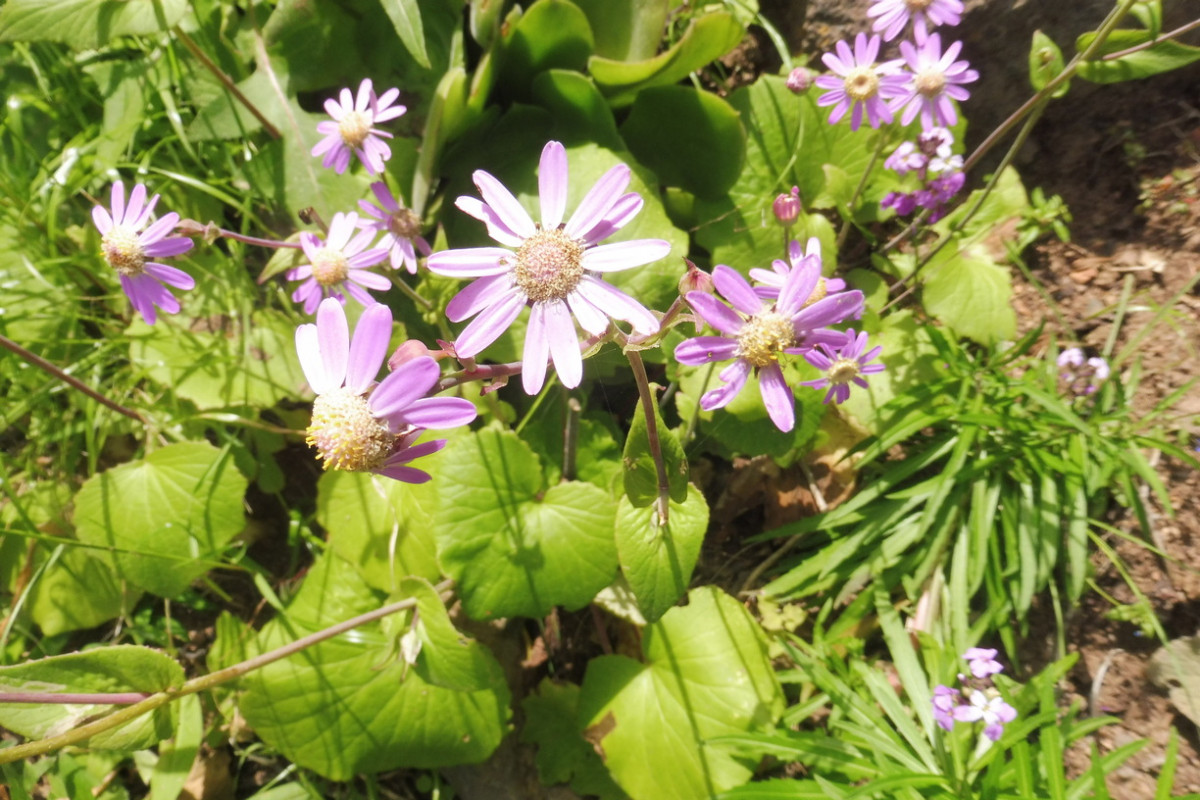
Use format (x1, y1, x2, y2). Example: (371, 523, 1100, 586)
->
(675, 264, 864, 432)
(798, 328, 885, 404)
(749, 237, 847, 301)
(288, 212, 390, 315)
(426, 140, 670, 394)
(932, 684, 960, 731)
(892, 34, 979, 128)
(814, 33, 908, 130)
(311, 79, 406, 175)
(358, 182, 430, 274)
(92, 181, 195, 325)
(867, 0, 964, 42)
(296, 298, 476, 483)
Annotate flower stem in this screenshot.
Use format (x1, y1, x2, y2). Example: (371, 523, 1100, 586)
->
(837, 131, 887, 250)
(0, 334, 144, 423)
(0, 582, 450, 765)
(626, 349, 671, 524)
(213, 227, 303, 249)
(563, 397, 582, 482)
(0, 692, 150, 704)
(173, 28, 281, 140)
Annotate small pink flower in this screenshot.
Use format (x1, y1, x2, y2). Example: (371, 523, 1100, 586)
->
(311, 79, 406, 175)
(892, 34, 979, 128)
(814, 33, 908, 130)
(358, 182, 430, 274)
(798, 328, 884, 404)
(287, 212, 390, 315)
(868, 0, 964, 42)
(92, 181, 195, 325)
(427, 141, 670, 394)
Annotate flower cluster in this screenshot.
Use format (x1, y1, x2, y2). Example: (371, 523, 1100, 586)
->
(1057, 347, 1111, 396)
(674, 238, 880, 432)
(932, 648, 1017, 742)
(882, 127, 967, 221)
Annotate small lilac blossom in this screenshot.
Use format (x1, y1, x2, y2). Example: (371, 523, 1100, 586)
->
(786, 66, 814, 93)
(773, 186, 801, 226)
(915, 172, 966, 222)
(964, 647, 1004, 678)
(881, 191, 920, 216)
(885, 141, 927, 176)
(311, 79, 406, 175)
(675, 264, 864, 432)
(92, 181, 195, 325)
(814, 33, 907, 130)
(953, 689, 1018, 742)
(749, 238, 847, 301)
(1058, 347, 1110, 395)
(892, 34, 979, 128)
(867, 0, 964, 42)
(799, 328, 884, 404)
(426, 140, 670, 394)
(358, 182, 430, 274)
(932, 684, 960, 731)
(288, 212, 390, 315)
(296, 298, 476, 482)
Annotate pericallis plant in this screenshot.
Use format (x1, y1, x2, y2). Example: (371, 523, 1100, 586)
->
(0, 0, 1197, 797)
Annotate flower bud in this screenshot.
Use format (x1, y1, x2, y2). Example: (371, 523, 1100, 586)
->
(387, 339, 431, 372)
(772, 187, 801, 226)
(786, 66, 813, 93)
(678, 258, 714, 296)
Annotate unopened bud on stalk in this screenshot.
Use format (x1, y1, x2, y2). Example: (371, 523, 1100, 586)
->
(786, 66, 813, 93)
(387, 339, 431, 372)
(678, 258, 714, 296)
(773, 187, 801, 226)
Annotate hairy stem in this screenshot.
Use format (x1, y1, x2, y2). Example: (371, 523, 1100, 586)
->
(0, 582, 451, 765)
(173, 28, 281, 140)
(0, 334, 144, 423)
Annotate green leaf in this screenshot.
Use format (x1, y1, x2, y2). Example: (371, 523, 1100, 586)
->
(398, 576, 500, 693)
(532, 69, 623, 149)
(317, 469, 441, 592)
(590, 11, 744, 106)
(571, 0, 669, 61)
(435, 427, 619, 619)
(615, 485, 709, 623)
(148, 694, 203, 800)
(1076, 29, 1200, 84)
(920, 241, 1016, 345)
(497, 0, 594, 101)
(237, 552, 510, 780)
(380, 0, 431, 69)
(622, 393, 689, 507)
(0, 0, 187, 49)
(0, 646, 183, 750)
(28, 547, 142, 636)
(1028, 30, 1068, 96)
(620, 86, 746, 199)
(579, 587, 783, 800)
(263, 0, 370, 92)
(73, 442, 248, 597)
(129, 310, 308, 410)
(521, 679, 629, 799)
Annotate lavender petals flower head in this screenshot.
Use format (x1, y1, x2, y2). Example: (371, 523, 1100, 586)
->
(868, 0, 964, 42)
(964, 647, 1004, 678)
(426, 140, 670, 394)
(749, 237, 847, 301)
(932, 684, 959, 731)
(93, 181, 195, 325)
(799, 328, 884, 404)
(815, 33, 908, 130)
(288, 212, 390, 315)
(296, 298, 476, 483)
(675, 264, 864, 432)
(1058, 347, 1110, 395)
(311, 79, 406, 175)
(358, 182, 430, 274)
(953, 690, 1018, 742)
(893, 34, 979, 128)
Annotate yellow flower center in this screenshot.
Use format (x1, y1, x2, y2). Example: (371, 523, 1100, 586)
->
(387, 208, 421, 240)
(736, 311, 796, 368)
(512, 227, 585, 304)
(311, 247, 350, 287)
(338, 110, 372, 148)
(843, 67, 880, 102)
(827, 357, 861, 385)
(101, 225, 145, 276)
(804, 278, 828, 307)
(306, 387, 395, 472)
(906, 0, 934, 10)
(915, 68, 947, 97)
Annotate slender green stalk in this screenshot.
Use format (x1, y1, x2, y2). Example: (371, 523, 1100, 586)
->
(837, 132, 887, 250)
(0, 582, 450, 764)
(173, 28, 280, 140)
(626, 350, 671, 524)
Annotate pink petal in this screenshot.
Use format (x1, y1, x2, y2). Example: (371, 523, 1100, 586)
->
(454, 291, 526, 357)
(543, 300, 582, 389)
(92, 205, 114, 235)
(370, 357, 441, 421)
(426, 247, 513, 278)
(574, 277, 658, 335)
(521, 304, 551, 394)
(685, 292, 744, 336)
(579, 192, 643, 245)
(143, 263, 194, 290)
(446, 274, 518, 323)
(582, 239, 671, 272)
(296, 323, 332, 394)
(565, 289, 609, 336)
(674, 336, 740, 365)
(345, 303, 392, 393)
(316, 297, 350, 388)
(455, 196, 528, 248)
(564, 164, 630, 240)
(393, 397, 477, 431)
(700, 359, 750, 410)
(538, 141, 568, 229)
(473, 170, 537, 240)
(758, 363, 795, 432)
(712, 265, 763, 316)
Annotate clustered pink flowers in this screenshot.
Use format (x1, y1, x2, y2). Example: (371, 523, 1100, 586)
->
(933, 647, 1018, 742)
